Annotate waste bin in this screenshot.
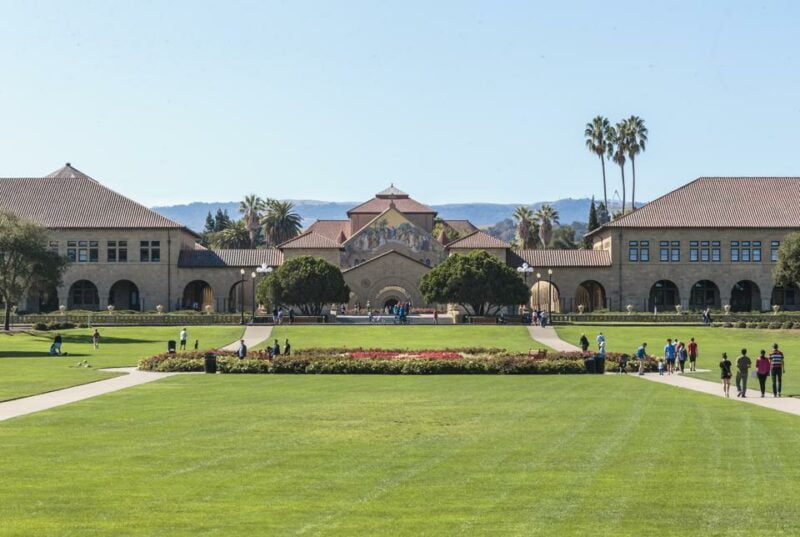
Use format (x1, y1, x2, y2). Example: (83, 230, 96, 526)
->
(595, 355, 606, 374)
(204, 352, 217, 374)
(583, 356, 596, 374)
(167, 340, 177, 354)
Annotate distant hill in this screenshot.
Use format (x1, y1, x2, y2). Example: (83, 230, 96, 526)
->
(152, 198, 623, 233)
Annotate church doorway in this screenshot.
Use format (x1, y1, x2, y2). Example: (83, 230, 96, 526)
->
(383, 297, 400, 311)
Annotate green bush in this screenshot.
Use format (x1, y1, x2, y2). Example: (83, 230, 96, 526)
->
(736, 321, 747, 328)
(758, 322, 770, 329)
(781, 321, 794, 329)
(33, 322, 49, 331)
(768, 322, 782, 329)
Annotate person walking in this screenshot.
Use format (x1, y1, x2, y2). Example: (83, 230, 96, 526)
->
(289, 309, 295, 324)
(92, 329, 101, 349)
(272, 338, 281, 356)
(283, 338, 291, 356)
(597, 332, 605, 349)
(720, 353, 732, 397)
(736, 349, 752, 398)
(677, 342, 688, 374)
(237, 339, 248, 360)
(636, 343, 648, 375)
(579, 334, 590, 353)
(179, 328, 188, 351)
(433, 310, 439, 325)
(755, 350, 770, 398)
(664, 338, 676, 374)
(688, 337, 698, 372)
(657, 359, 664, 376)
(769, 343, 785, 397)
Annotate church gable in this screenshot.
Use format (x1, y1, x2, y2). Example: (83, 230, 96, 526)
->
(341, 207, 444, 268)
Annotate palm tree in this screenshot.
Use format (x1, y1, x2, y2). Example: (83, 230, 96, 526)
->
(624, 116, 648, 210)
(535, 205, 560, 248)
(584, 116, 612, 209)
(261, 199, 302, 246)
(239, 194, 264, 248)
(512, 206, 536, 249)
(212, 220, 250, 248)
(608, 123, 628, 214)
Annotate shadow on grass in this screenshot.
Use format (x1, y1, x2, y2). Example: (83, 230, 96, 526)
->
(0, 352, 91, 359)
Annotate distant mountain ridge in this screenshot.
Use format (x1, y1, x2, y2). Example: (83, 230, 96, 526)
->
(152, 198, 624, 233)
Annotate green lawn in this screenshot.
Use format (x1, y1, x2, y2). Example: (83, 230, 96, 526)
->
(0, 326, 243, 401)
(262, 324, 548, 352)
(2, 374, 799, 536)
(556, 325, 800, 395)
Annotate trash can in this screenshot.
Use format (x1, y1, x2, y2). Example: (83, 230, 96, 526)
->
(167, 340, 177, 354)
(584, 356, 596, 374)
(595, 355, 606, 374)
(204, 352, 217, 374)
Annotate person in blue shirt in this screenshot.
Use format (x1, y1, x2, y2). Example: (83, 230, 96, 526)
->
(635, 343, 648, 375)
(664, 338, 677, 374)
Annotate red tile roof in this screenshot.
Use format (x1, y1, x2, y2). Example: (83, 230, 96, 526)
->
(596, 177, 800, 232)
(347, 196, 437, 215)
(306, 219, 350, 241)
(178, 248, 283, 268)
(446, 230, 510, 249)
(0, 164, 197, 236)
(443, 219, 478, 235)
(278, 231, 343, 249)
(510, 249, 612, 268)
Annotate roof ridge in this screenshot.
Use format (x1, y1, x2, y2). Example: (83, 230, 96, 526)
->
(342, 249, 430, 272)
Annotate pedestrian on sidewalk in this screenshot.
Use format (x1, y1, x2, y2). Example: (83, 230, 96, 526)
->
(619, 354, 628, 374)
(579, 334, 589, 352)
(433, 310, 439, 325)
(237, 339, 247, 360)
(657, 359, 664, 376)
(756, 350, 770, 398)
(769, 343, 785, 397)
(688, 337, 698, 372)
(636, 343, 647, 376)
(736, 349, 752, 398)
(92, 329, 101, 349)
(678, 342, 688, 373)
(664, 339, 676, 374)
(720, 353, 732, 398)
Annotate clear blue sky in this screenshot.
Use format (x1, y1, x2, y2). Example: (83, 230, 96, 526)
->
(1, 1, 798, 206)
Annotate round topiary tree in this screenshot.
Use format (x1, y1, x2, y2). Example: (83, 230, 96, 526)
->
(256, 255, 350, 315)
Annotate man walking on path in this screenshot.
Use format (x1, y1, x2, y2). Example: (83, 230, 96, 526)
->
(688, 337, 698, 372)
(636, 343, 647, 376)
(597, 332, 605, 350)
(664, 339, 676, 374)
(237, 339, 247, 360)
(736, 349, 752, 398)
(677, 342, 688, 373)
(179, 328, 188, 351)
(579, 334, 590, 352)
(770, 343, 785, 397)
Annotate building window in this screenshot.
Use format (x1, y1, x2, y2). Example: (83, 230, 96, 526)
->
(752, 241, 761, 262)
(731, 241, 739, 262)
(67, 240, 98, 263)
(771, 241, 780, 262)
(628, 241, 638, 262)
(640, 241, 649, 262)
(741, 241, 750, 262)
(659, 241, 669, 262)
(140, 240, 161, 263)
(671, 241, 680, 262)
(107, 240, 128, 263)
(690, 241, 699, 262)
(700, 241, 710, 262)
(711, 241, 721, 262)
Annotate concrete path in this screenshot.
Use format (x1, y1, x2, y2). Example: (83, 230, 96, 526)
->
(220, 325, 273, 351)
(527, 326, 582, 352)
(0, 367, 176, 422)
(639, 372, 800, 416)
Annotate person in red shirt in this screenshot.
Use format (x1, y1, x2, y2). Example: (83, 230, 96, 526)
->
(755, 349, 771, 397)
(687, 337, 699, 372)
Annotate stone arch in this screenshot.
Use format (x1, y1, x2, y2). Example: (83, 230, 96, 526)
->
(183, 280, 215, 311)
(689, 280, 720, 310)
(731, 280, 761, 312)
(531, 280, 561, 313)
(575, 280, 606, 312)
(109, 280, 141, 311)
(374, 285, 413, 311)
(771, 284, 799, 311)
(68, 280, 100, 310)
(649, 280, 680, 311)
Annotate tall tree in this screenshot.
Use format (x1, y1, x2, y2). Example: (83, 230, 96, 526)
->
(211, 220, 250, 249)
(773, 232, 800, 288)
(584, 197, 600, 248)
(261, 199, 302, 246)
(213, 208, 232, 232)
(239, 194, 265, 248)
(203, 211, 215, 234)
(0, 211, 70, 330)
(624, 116, 648, 210)
(513, 206, 536, 249)
(535, 205, 560, 248)
(608, 122, 628, 214)
(257, 255, 350, 315)
(552, 225, 578, 249)
(596, 202, 610, 225)
(584, 116, 612, 209)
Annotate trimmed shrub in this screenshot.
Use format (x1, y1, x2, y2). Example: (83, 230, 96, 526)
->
(757, 322, 770, 329)
(768, 322, 782, 329)
(781, 321, 794, 329)
(736, 321, 747, 329)
(33, 322, 49, 331)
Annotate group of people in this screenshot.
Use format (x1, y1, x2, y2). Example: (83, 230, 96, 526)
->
(701, 308, 714, 325)
(235, 338, 291, 359)
(719, 344, 785, 398)
(271, 307, 294, 325)
(657, 337, 699, 374)
(530, 310, 550, 327)
(47, 329, 103, 355)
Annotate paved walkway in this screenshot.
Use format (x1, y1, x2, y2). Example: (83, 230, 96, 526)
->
(220, 325, 273, 351)
(0, 367, 177, 422)
(527, 326, 581, 352)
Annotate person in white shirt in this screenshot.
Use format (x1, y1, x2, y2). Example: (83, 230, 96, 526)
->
(179, 328, 188, 350)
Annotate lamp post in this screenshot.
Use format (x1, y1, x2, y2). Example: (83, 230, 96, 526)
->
(250, 271, 257, 319)
(239, 268, 246, 325)
(517, 262, 534, 314)
(255, 263, 273, 321)
(535, 273, 541, 311)
(547, 268, 554, 317)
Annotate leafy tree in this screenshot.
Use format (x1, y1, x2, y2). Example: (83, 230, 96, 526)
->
(213, 209, 232, 232)
(624, 116, 648, 210)
(203, 211, 215, 234)
(0, 211, 70, 330)
(261, 199, 302, 246)
(534, 205, 560, 248)
(584, 197, 600, 248)
(608, 122, 628, 214)
(419, 250, 530, 315)
(239, 194, 265, 248)
(552, 225, 578, 249)
(211, 220, 250, 249)
(256, 255, 349, 315)
(774, 232, 800, 288)
(585, 116, 612, 209)
(597, 202, 610, 225)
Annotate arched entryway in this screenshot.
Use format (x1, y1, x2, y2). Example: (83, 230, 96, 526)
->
(68, 280, 99, 310)
(109, 280, 141, 311)
(374, 286, 412, 313)
(731, 280, 761, 312)
(38, 285, 60, 312)
(771, 284, 799, 311)
(531, 280, 561, 313)
(183, 280, 215, 311)
(575, 280, 606, 312)
(649, 280, 680, 311)
(689, 280, 720, 310)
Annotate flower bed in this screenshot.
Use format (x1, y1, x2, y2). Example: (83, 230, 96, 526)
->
(139, 348, 658, 375)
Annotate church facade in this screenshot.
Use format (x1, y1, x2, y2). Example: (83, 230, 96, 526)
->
(2, 164, 799, 314)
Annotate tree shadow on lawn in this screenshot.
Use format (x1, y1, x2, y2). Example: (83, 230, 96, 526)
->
(0, 351, 91, 359)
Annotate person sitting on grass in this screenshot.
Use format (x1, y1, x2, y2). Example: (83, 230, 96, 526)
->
(720, 352, 732, 398)
(618, 354, 628, 374)
(49, 333, 63, 356)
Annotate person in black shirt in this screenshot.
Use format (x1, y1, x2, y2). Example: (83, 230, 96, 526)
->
(736, 349, 752, 398)
(272, 339, 280, 356)
(579, 334, 589, 352)
(719, 352, 732, 398)
(283, 339, 291, 356)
